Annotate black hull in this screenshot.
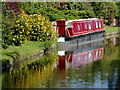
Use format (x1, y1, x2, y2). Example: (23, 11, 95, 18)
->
(58, 30, 105, 51)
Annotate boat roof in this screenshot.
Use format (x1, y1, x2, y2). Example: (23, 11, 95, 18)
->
(56, 20, 69, 22)
(55, 18, 102, 22)
(68, 18, 102, 22)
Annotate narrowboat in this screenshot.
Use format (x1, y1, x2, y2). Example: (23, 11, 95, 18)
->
(52, 18, 105, 42)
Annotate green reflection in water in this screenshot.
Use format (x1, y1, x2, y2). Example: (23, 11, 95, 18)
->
(2, 53, 58, 88)
(2, 36, 120, 88)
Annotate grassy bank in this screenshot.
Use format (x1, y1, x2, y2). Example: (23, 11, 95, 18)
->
(2, 52, 58, 88)
(9, 51, 58, 71)
(104, 25, 120, 34)
(2, 40, 57, 68)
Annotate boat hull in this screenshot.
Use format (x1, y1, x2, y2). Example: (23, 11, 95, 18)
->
(58, 30, 105, 51)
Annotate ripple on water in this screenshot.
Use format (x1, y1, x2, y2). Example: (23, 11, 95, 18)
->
(65, 76, 70, 79)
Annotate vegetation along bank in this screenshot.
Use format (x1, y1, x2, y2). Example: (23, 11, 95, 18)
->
(2, 2, 57, 70)
(2, 2, 120, 69)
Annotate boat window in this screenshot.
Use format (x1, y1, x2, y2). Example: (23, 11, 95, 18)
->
(96, 22, 98, 28)
(85, 24, 87, 29)
(89, 23, 91, 30)
(67, 22, 73, 28)
(99, 21, 101, 28)
(67, 22, 72, 27)
(78, 24, 80, 30)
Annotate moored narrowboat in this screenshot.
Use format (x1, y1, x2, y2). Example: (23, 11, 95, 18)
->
(52, 18, 105, 42)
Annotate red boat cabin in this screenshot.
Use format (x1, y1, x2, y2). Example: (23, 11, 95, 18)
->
(52, 18, 105, 38)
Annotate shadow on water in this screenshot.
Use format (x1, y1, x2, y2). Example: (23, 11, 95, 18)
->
(2, 35, 120, 88)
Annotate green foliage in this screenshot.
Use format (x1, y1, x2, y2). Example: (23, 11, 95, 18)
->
(2, 3, 17, 48)
(2, 8, 55, 48)
(2, 2, 119, 49)
(90, 2, 108, 18)
(115, 2, 120, 18)
(20, 2, 95, 21)
(90, 2, 120, 19)
(20, 2, 119, 20)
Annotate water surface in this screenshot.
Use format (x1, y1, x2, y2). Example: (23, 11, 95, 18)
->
(2, 35, 120, 88)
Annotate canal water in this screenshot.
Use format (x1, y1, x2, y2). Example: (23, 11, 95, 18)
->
(2, 35, 120, 88)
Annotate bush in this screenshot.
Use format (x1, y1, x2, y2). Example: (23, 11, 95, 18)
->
(2, 6, 17, 48)
(2, 10, 55, 48)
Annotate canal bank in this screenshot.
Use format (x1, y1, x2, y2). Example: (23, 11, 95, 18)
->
(106, 31, 120, 36)
(105, 25, 120, 35)
(2, 40, 57, 71)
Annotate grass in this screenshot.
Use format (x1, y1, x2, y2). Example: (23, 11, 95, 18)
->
(2, 41, 42, 62)
(2, 40, 57, 66)
(104, 25, 120, 33)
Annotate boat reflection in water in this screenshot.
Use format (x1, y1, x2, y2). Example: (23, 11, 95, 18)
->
(57, 39, 105, 70)
(58, 48, 103, 70)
